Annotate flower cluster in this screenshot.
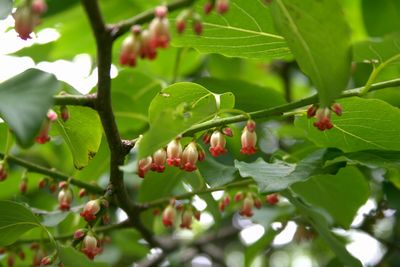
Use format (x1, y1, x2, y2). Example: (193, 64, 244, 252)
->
(219, 191, 279, 217)
(35, 109, 58, 144)
(138, 139, 205, 178)
(119, 6, 170, 67)
(13, 0, 47, 40)
(159, 199, 201, 229)
(307, 103, 342, 131)
(204, 0, 230, 14)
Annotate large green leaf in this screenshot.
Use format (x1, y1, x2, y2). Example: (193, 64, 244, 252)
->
(0, 201, 42, 246)
(195, 77, 286, 112)
(235, 149, 331, 193)
(138, 82, 234, 158)
(55, 106, 102, 169)
(0, 69, 59, 148)
(58, 246, 109, 267)
(0, 0, 13, 19)
(295, 97, 400, 152)
(111, 70, 162, 137)
(328, 150, 400, 169)
(362, 0, 400, 37)
(271, 0, 351, 106)
(291, 166, 369, 228)
(173, 0, 290, 60)
(197, 157, 237, 187)
(284, 191, 362, 267)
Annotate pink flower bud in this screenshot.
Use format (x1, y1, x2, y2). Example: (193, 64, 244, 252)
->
(151, 148, 166, 173)
(180, 208, 194, 229)
(202, 132, 211, 144)
(76, 189, 85, 198)
(331, 103, 342, 116)
(254, 197, 262, 209)
(240, 126, 257, 155)
(193, 20, 203, 35)
(58, 181, 67, 189)
(38, 178, 47, 189)
(60, 106, 69, 122)
(35, 121, 51, 144)
(47, 109, 58, 121)
(19, 179, 28, 194)
(307, 105, 318, 118)
(0, 164, 7, 181)
(13, 7, 38, 40)
(197, 145, 206, 161)
(74, 229, 86, 240)
(204, 2, 214, 14)
(80, 200, 101, 222)
(81, 235, 102, 260)
(176, 19, 186, 34)
(181, 142, 199, 172)
(239, 194, 254, 217)
(234, 191, 243, 202)
(40, 256, 52, 266)
(216, 0, 230, 14)
(58, 188, 73, 211)
(31, 0, 47, 14)
(194, 210, 201, 221)
(223, 195, 231, 206)
(209, 131, 227, 157)
(154, 6, 168, 19)
(162, 205, 176, 227)
(222, 127, 233, 137)
(140, 29, 157, 60)
(137, 156, 152, 178)
(166, 139, 182, 167)
(266, 193, 279, 205)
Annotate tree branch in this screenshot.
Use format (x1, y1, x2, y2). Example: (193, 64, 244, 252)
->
(54, 94, 97, 109)
(109, 0, 197, 40)
(183, 78, 400, 137)
(0, 153, 103, 194)
(80, 0, 160, 248)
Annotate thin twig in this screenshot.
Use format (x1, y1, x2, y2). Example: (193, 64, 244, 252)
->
(0, 153, 104, 194)
(54, 94, 97, 109)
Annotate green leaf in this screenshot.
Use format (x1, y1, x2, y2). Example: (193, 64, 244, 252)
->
(0, 69, 59, 148)
(0, 201, 42, 246)
(0, 0, 13, 19)
(362, 0, 400, 37)
(235, 149, 330, 193)
(197, 157, 237, 187)
(58, 246, 109, 267)
(328, 150, 400, 169)
(295, 97, 400, 152)
(284, 191, 362, 267)
(271, 0, 351, 106)
(55, 106, 102, 169)
(353, 33, 400, 63)
(139, 82, 234, 158)
(291, 166, 369, 228)
(195, 77, 286, 112)
(173, 0, 290, 60)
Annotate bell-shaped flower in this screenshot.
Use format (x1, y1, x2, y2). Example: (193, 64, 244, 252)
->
(151, 148, 166, 173)
(80, 199, 101, 222)
(137, 156, 152, 178)
(166, 139, 182, 166)
(81, 234, 102, 260)
(181, 142, 199, 172)
(209, 131, 227, 157)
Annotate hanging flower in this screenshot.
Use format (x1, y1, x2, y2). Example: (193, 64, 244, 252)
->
(209, 131, 227, 157)
(166, 139, 183, 166)
(162, 204, 176, 227)
(181, 142, 199, 172)
(216, 0, 230, 14)
(35, 110, 58, 144)
(58, 188, 73, 211)
(266, 193, 279, 205)
(239, 193, 254, 217)
(81, 234, 102, 260)
(80, 199, 101, 222)
(149, 6, 170, 49)
(180, 208, 194, 229)
(240, 120, 257, 155)
(137, 156, 152, 178)
(151, 148, 166, 172)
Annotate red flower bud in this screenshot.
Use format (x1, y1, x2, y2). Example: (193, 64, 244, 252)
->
(307, 105, 318, 118)
(40, 256, 52, 266)
(222, 127, 233, 137)
(194, 210, 201, 221)
(80, 200, 101, 222)
(0, 164, 7, 181)
(60, 105, 69, 122)
(266, 193, 279, 205)
(58, 181, 67, 189)
(254, 197, 262, 209)
(31, 0, 47, 14)
(331, 103, 342, 116)
(38, 178, 47, 189)
(239, 194, 254, 217)
(74, 229, 86, 240)
(219, 201, 225, 212)
(234, 191, 243, 202)
(193, 21, 203, 35)
(155, 6, 168, 19)
(176, 20, 186, 34)
(79, 188, 86, 198)
(162, 205, 176, 227)
(180, 208, 194, 229)
(216, 0, 229, 14)
(202, 132, 211, 144)
(204, 2, 214, 14)
(137, 156, 152, 178)
(17, 251, 25, 260)
(19, 179, 28, 194)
